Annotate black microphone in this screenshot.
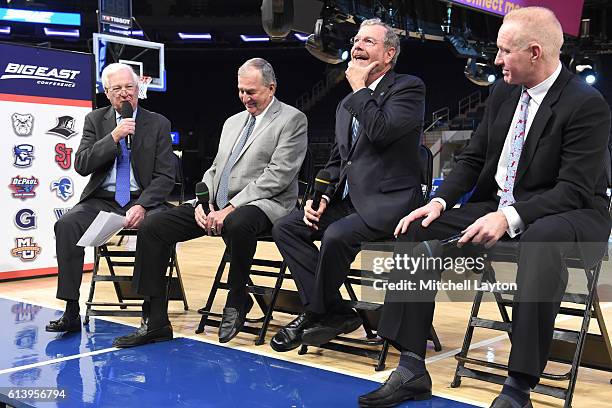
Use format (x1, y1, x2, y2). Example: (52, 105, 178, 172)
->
(120, 101, 133, 150)
(311, 170, 331, 211)
(413, 233, 463, 259)
(195, 182, 210, 215)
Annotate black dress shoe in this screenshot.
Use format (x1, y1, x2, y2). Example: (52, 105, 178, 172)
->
(45, 315, 81, 333)
(489, 396, 533, 408)
(270, 312, 319, 352)
(112, 321, 173, 348)
(358, 371, 432, 408)
(301, 311, 362, 346)
(218, 297, 253, 343)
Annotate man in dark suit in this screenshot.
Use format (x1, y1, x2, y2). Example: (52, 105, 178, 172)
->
(270, 18, 425, 353)
(46, 63, 175, 333)
(359, 7, 611, 408)
(111, 58, 307, 348)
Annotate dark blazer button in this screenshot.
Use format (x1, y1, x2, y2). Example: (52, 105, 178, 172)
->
(347, 161, 352, 165)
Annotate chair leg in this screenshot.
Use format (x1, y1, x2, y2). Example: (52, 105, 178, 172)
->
(196, 248, 230, 334)
(169, 245, 189, 310)
(84, 246, 102, 325)
(429, 326, 442, 352)
(255, 262, 287, 346)
(375, 339, 390, 371)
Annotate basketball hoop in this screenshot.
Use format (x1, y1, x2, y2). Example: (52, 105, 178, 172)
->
(137, 76, 153, 99)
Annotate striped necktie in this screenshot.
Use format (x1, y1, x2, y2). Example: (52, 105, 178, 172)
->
(342, 117, 359, 199)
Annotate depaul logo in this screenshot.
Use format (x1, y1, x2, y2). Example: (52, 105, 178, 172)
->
(1, 63, 80, 88)
(9, 176, 39, 200)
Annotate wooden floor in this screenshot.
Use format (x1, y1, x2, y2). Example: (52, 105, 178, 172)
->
(1, 234, 611, 408)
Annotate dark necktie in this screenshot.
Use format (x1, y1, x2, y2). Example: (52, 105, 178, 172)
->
(342, 117, 360, 199)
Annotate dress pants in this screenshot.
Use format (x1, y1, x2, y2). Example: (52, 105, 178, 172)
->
(55, 196, 143, 301)
(132, 204, 272, 308)
(377, 200, 609, 385)
(272, 197, 391, 314)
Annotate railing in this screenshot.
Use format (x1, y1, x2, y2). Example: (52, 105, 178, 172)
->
(458, 91, 481, 116)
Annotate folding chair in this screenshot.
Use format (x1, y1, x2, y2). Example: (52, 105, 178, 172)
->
(451, 159, 612, 407)
(298, 145, 443, 371)
(195, 149, 314, 345)
(84, 160, 190, 324)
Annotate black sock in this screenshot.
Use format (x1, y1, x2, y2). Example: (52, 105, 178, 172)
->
(65, 300, 79, 319)
(396, 350, 426, 383)
(499, 375, 530, 407)
(147, 296, 169, 329)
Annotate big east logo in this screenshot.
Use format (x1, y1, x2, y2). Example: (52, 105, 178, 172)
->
(54, 143, 73, 169)
(9, 176, 39, 200)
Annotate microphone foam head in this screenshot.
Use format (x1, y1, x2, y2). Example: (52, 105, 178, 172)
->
(120, 101, 133, 118)
(314, 170, 331, 193)
(195, 182, 209, 197)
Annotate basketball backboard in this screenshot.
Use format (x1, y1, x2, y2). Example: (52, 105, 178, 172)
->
(92, 33, 165, 93)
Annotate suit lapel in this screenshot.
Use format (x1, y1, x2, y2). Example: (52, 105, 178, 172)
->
(488, 86, 521, 166)
(515, 67, 571, 184)
(131, 107, 150, 186)
(346, 71, 396, 159)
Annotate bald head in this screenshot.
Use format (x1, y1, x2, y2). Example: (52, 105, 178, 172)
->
(503, 7, 564, 61)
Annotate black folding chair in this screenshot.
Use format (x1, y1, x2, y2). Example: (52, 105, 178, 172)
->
(195, 149, 314, 345)
(450, 148, 612, 407)
(298, 145, 443, 371)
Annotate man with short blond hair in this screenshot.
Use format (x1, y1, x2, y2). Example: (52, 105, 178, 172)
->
(360, 7, 611, 408)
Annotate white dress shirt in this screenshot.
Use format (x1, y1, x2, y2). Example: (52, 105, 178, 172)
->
(433, 62, 562, 238)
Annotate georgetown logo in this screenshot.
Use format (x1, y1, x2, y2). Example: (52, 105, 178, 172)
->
(54, 208, 71, 220)
(54, 143, 73, 170)
(10, 237, 41, 261)
(50, 176, 73, 201)
(47, 116, 78, 139)
(1, 63, 80, 88)
(11, 113, 34, 136)
(13, 144, 35, 168)
(9, 176, 39, 200)
(14, 209, 37, 230)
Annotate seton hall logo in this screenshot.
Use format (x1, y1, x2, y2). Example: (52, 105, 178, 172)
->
(9, 176, 39, 200)
(10, 237, 41, 261)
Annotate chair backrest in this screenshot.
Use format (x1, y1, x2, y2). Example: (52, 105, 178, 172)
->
(173, 153, 185, 204)
(419, 144, 434, 200)
(297, 147, 314, 208)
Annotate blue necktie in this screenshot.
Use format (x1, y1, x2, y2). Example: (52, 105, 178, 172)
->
(342, 117, 360, 199)
(115, 116, 131, 207)
(216, 115, 256, 209)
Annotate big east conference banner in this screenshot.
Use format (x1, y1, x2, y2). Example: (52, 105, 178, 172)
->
(0, 42, 94, 280)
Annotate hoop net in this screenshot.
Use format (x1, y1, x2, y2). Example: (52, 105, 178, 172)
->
(138, 76, 153, 99)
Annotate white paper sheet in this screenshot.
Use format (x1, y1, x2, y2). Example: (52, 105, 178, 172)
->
(76, 211, 126, 247)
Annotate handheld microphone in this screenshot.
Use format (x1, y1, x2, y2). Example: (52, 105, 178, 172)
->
(120, 101, 133, 150)
(311, 170, 331, 211)
(195, 182, 211, 215)
(413, 233, 463, 259)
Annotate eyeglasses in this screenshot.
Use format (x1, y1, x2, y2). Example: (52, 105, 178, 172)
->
(107, 84, 136, 94)
(349, 36, 378, 47)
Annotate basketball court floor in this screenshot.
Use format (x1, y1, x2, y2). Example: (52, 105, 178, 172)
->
(0, 236, 610, 407)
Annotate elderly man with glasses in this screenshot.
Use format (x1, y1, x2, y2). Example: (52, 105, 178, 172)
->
(46, 62, 175, 334)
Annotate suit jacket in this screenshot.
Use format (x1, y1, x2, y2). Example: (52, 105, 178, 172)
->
(203, 98, 308, 223)
(435, 66, 611, 238)
(75, 106, 175, 209)
(322, 71, 426, 232)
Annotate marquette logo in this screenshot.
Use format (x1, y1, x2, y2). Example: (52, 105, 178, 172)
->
(1, 63, 80, 88)
(10, 237, 41, 261)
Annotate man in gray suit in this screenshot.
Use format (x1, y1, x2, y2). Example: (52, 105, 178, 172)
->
(46, 63, 175, 334)
(113, 58, 308, 348)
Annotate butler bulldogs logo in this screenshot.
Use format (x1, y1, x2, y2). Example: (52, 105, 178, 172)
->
(54, 208, 71, 220)
(47, 116, 78, 139)
(50, 177, 73, 201)
(54, 143, 73, 169)
(10, 176, 39, 200)
(10, 237, 41, 261)
(13, 144, 35, 168)
(15, 209, 36, 230)
(11, 113, 34, 136)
